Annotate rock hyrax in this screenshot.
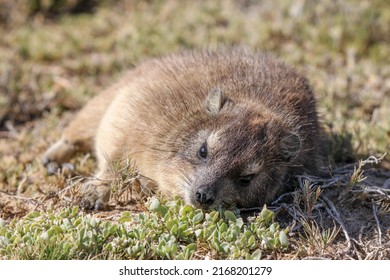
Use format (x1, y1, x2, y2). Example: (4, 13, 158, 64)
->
(43, 48, 323, 210)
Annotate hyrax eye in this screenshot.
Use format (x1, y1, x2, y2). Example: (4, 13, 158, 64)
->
(237, 175, 253, 187)
(197, 142, 208, 159)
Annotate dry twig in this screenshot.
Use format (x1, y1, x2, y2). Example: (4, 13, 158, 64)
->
(319, 196, 352, 253)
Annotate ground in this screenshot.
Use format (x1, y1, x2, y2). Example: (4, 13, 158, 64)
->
(0, 0, 389, 259)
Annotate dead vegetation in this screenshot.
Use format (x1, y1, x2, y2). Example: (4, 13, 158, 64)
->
(270, 155, 390, 259)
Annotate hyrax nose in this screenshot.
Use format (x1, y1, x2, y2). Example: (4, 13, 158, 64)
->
(195, 185, 216, 205)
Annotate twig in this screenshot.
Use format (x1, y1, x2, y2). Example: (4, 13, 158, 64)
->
(296, 174, 350, 189)
(270, 190, 297, 205)
(361, 154, 386, 165)
(271, 203, 303, 221)
(331, 154, 386, 175)
(0, 190, 39, 205)
(320, 196, 352, 253)
(371, 200, 382, 245)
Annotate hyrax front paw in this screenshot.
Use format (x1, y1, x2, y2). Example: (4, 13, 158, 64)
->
(42, 137, 78, 175)
(44, 161, 75, 176)
(80, 182, 111, 210)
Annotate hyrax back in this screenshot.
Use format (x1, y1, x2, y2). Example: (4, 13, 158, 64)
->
(43, 48, 323, 210)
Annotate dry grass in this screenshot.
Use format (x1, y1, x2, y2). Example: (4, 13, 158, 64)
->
(0, 0, 389, 259)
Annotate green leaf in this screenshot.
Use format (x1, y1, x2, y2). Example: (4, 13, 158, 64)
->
(170, 224, 178, 235)
(219, 222, 228, 233)
(220, 242, 230, 253)
(149, 197, 161, 212)
(118, 216, 132, 223)
(149, 197, 168, 217)
(118, 212, 132, 223)
(236, 218, 244, 228)
(63, 218, 72, 229)
(210, 211, 220, 222)
(279, 231, 289, 247)
(26, 212, 40, 220)
(259, 206, 274, 224)
(269, 223, 276, 233)
(166, 219, 176, 231)
(0, 236, 10, 248)
(78, 227, 86, 242)
(192, 212, 204, 224)
(71, 206, 79, 216)
(73, 217, 82, 227)
(194, 229, 202, 237)
(224, 210, 237, 223)
(250, 249, 262, 260)
(185, 243, 196, 252)
(180, 205, 194, 216)
(248, 235, 256, 247)
(51, 225, 63, 234)
(109, 224, 118, 235)
(23, 235, 32, 243)
(47, 228, 57, 239)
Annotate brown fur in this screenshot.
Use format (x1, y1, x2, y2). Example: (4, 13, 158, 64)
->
(43, 48, 324, 210)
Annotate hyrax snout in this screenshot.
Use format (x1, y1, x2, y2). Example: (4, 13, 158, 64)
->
(43, 48, 323, 210)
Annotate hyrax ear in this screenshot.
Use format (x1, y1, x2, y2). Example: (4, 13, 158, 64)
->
(280, 132, 301, 162)
(205, 88, 224, 116)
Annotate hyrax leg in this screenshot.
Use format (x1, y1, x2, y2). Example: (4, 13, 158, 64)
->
(42, 67, 150, 209)
(79, 91, 132, 210)
(42, 86, 119, 170)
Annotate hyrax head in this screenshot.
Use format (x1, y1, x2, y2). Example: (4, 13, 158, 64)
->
(176, 88, 302, 210)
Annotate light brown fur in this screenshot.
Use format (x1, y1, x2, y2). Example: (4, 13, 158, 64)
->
(43, 48, 324, 210)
